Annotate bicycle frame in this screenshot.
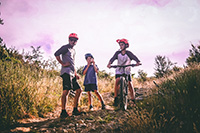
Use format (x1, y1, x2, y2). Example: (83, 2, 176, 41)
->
(110, 64, 138, 110)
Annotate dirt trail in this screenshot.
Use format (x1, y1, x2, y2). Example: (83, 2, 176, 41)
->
(3, 90, 146, 133)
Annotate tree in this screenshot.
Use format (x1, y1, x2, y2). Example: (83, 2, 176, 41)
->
(0, 17, 3, 25)
(154, 55, 175, 78)
(24, 46, 44, 67)
(0, 42, 23, 63)
(186, 43, 200, 65)
(138, 69, 147, 82)
(0, 2, 4, 42)
(76, 66, 84, 76)
(97, 70, 112, 79)
(0, 2, 3, 25)
(0, 2, 4, 25)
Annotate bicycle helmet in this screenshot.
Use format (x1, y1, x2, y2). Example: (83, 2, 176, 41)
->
(116, 38, 129, 48)
(85, 53, 94, 60)
(69, 33, 79, 40)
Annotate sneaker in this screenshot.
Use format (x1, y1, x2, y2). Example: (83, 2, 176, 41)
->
(60, 110, 69, 118)
(72, 109, 85, 116)
(131, 99, 137, 106)
(89, 105, 94, 111)
(102, 104, 106, 109)
(113, 97, 118, 107)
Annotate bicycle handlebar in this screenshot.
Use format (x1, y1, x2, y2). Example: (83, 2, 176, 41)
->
(110, 64, 141, 68)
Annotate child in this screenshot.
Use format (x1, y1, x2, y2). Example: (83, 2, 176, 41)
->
(83, 53, 105, 110)
(107, 39, 141, 106)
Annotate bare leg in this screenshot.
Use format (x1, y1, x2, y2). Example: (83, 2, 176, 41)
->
(114, 78, 120, 97)
(94, 90, 105, 109)
(61, 90, 69, 110)
(74, 88, 82, 108)
(88, 91, 92, 106)
(128, 81, 135, 100)
(94, 90, 104, 102)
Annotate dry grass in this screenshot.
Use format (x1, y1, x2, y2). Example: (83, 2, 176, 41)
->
(1, 57, 200, 132)
(0, 61, 62, 129)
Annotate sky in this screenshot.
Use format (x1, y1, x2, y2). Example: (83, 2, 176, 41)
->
(1, 0, 200, 77)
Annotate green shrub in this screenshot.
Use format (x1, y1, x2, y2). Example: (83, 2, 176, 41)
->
(138, 64, 200, 132)
(0, 60, 62, 129)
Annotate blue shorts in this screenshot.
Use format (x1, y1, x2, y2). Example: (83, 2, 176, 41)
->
(61, 73, 80, 91)
(84, 84, 98, 92)
(115, 74, 132, 81)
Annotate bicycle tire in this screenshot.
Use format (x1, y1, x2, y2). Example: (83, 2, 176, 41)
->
(119, 77, 128, 110)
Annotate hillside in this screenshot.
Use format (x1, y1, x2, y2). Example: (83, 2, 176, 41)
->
(1, 44, 200, 132)
(6, 91, 144, 132)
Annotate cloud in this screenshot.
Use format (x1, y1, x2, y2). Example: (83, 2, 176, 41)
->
(22, 34, 54, 55)
(1, 0, 37, 17)
(1, 0, 200, 76)
(130, 0, 173, 7)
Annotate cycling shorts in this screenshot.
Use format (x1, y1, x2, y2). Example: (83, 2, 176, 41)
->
(115, 74, 132, 81)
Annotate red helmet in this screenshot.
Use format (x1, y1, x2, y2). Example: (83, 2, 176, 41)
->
(116, 38, 129, 48)
(69, 33, 79, 40)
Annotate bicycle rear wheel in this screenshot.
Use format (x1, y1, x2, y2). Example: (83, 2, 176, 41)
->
(119, 77, 128, 110)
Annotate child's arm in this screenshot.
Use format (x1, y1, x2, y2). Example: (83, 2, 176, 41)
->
(92, 59, 98, 73)
(107, 51, 120, 68)
(107, 62, 112, 68)
(83, 65, 90, 75)
(126, 51, 141, 63)
(126, 51, 141, 66)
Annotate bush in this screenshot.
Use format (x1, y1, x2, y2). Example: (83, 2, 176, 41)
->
(0, 60, 62, 130)
(154, 55, 175, 78)
(186, 43, 200, 65)
(138, 64, 200, 132)
(137, 69, 147, 82)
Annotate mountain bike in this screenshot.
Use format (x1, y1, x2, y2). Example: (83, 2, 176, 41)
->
(110, 64, 140, 110)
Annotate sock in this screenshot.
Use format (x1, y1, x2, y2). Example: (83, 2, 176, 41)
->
(101, 101, 105, 106)
(89, 105, 93, 109)
(114, 97, 118, 101)
(62, 109, 66, 112)
(73, 107, 78, 111)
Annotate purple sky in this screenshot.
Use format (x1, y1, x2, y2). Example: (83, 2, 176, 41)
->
(1, 0, 200, 76)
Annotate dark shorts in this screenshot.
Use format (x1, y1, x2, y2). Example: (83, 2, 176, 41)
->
(61, 73, 81, 91)
(84, 84, 98, 92)
(115, 74, 132, 81)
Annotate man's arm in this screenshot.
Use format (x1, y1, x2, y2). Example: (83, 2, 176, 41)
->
(55, 56, 71, 67)
(54, 45, 71, 67)
(74, 68, 80, 79)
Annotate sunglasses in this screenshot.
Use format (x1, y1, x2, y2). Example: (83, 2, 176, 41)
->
(70, 38, 78, 42)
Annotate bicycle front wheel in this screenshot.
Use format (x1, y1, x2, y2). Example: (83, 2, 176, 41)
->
(119, 77, 128, 110)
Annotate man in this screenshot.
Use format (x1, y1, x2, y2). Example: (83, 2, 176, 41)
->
(54, 33, 82, 118)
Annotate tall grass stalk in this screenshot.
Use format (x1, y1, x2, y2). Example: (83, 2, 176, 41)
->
(0, 61, 62, 129)
(129, 64, 200, 132)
